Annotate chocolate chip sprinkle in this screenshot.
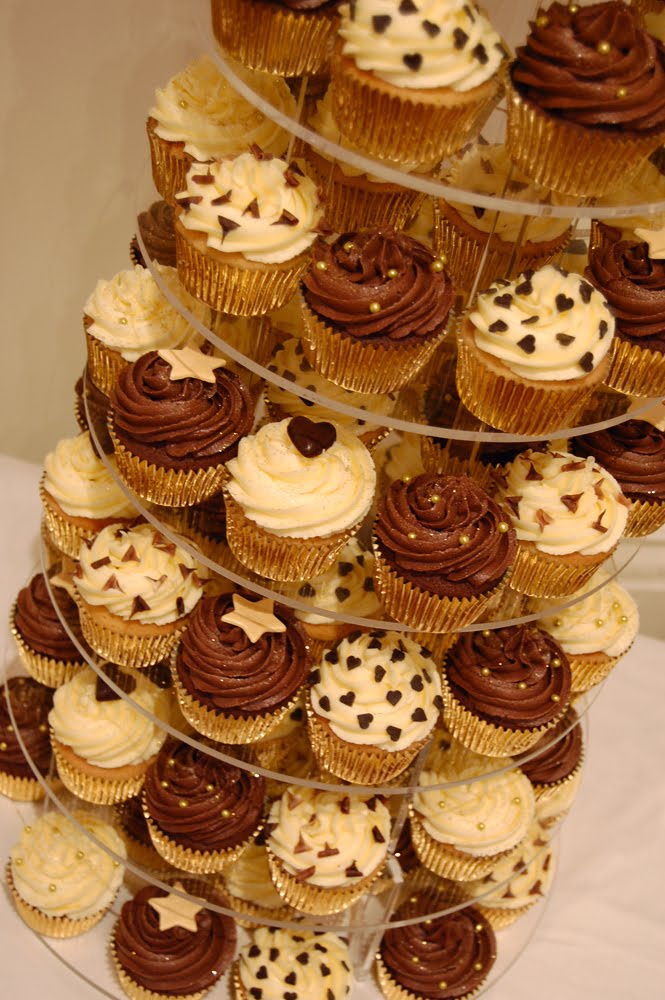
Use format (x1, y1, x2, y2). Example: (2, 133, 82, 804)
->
(191, 173, 215, 185)
(591, 510, 608, 532)
(579, 351, 594, 373)
(526, 461, 543, 481)
(433, 694, 444, 710)
(372, 13, 391, 32)
(248, 945, 261, 959)
(556, 333, 575, 346)
(521, 315, 539, 325)
(299, 582, 315, 597)
(403, 53, 422, 71)
(242, 198, 260, 218)
(387, 725, 402, 742)
(318, 695, 331, 712)
(390, 648, 406, 662)
(210, 192, 231, 205)
(176, 596, 185, 616)
(386, 690, 402, 705)
(218, 215, 240, 237)
(272, 210, 299, 227)
(103, 574, 123, 592)
(91, 556, 111, 569)
(517, 334, 536, 354)
(374, 665, 386, 683)
(340, 796, 351, 814)
(347, 655, 362, 670)
(284, 971, 296, 984)
(599, 319, 608, 338)
(472, 42, 489, 64)
(287, 415, 336, 457)
(345, 862, 363, 878)
(399, 0, 418, 12)
(422, 18, 440, 36)
(494, 293, 513, 308)
(515, 277, 533, 296)
(411, 707, 427, 722)
(473, 206, 486, 220)
(453, 26, 469, 48)
(410, 675, 424, 691)
(358, 713, 373, 729)
(555, 293, 574, 312)
(579, 280, 593, 303)
(121, 545, 139, 562)
(368, 637, 382, 649)
(535, 508, 553, 530)
(489, 319, 508, 333)
(372, 826, 386, 843)
(338, 561, 353, 577)
(324, 648, 339, 664)
(560, 493, 583, 512)
(339, 691, 356, 706)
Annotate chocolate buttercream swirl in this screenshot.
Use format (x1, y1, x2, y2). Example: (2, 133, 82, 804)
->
(0, 677, 53, 778)
(114, 884, 236, 994)
(136, 200, 177, 268)
(143, 740, 265, 852)
(115, 796, 153, 848)
(14, 573, 85, 662)
(513, 1, 665, 132)
(521, 707, 583, 784)
(74, 371, 113, 455)
(175, 594, 310, 714)
(374, 474, 516, 597)
(444, 625, 571, 729)
(273, 0, 338, 8)
(111, 351, 254, 468)
(572, 419, 665, 500)
(185, 490, 227, 542)
(302, 229, 454, 343)
(586, 240, 665, 348)
(380, 900, 496, 999)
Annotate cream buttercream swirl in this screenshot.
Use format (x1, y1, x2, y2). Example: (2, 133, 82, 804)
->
(595, 156, 665, 238)
(10, 811, 126, 919)
(150, 54, 295, 161)
(43, 432, 135, 520)
(464, 821, 555, 910)
(267, 785, 390, 887)
(225, 418, 376, 538)
(339, 0, 504, 92)
(293, 538, 381, 624)
(310, 630, 442, 751)
(49, 668, 171, 768)
(177, 153, 323, 264)
(74, 522, 205, 624)
(495, 449, 629, 556)
(84, 263, 206, 361)
(238, 928, 352, 1000)
(223, 841, 285, 909)
(537, 571, 638, 658)
(468, 264, 615, 380)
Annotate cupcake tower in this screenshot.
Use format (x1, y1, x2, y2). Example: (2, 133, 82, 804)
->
(3, 1, 662, 999)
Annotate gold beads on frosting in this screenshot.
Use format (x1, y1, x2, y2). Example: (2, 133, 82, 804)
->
(536, 14, 549, 27)
(0, 742, 6, 752)
(596, 618, 604, 628)
(518, 681, 527, 690)
(430, 494, 441, 504)
(179, 99, 187, 108)
(551, 693, 561, 703)
(568, 3, 579, 12)
(552, 657, 561, 667)
(38, 723, 47, 733)
(14, 858, 23, 866)
(118, 317, 128, 325)
(498, 521, 510, 532)
(408, 532, 417, 540)
(161, 780, 169, 788)
(48, 884, 57, 893)
(612, 601, 621, 611)
(597, 40, 611, 54)
(167, 758, 175, 767)
(369, 301, 381, 313)
(482, 630, 491, 637)
(459, 533, 471, 546)
(475, 923, 484, 933)
(477, 822, 485, 831)
(616, 87, 627, 98)
(481, 667, 491, 676)
(439, 982, 448, 990)
(431, 257, 446, 272)
(315, 260, 328, 271)
(513, 797, 521, 805)
(411, 956, 420, 964)
(473, 962, 483, 972)
(76, 850, 85, 860)
(343, 241, 354, 252)
(178, 799, 188, 808)
(206, 784, 215, 792)
(386, 268, 398, 278)
(619, 615, 628, 624)
(221, 808, 231, 819)
(553, 618, 562, 628)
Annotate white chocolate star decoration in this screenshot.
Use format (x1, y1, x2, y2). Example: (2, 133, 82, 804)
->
(634, 225, 665, 261)
(221, 594, 287, 643)
(147, 882, 204, 932)
(157, 346, 226, 383)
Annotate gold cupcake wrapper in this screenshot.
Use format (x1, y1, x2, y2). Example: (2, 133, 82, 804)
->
(0, 771, 46, 802)
(175, 220, 308, 317)
(625, 497, 665, 537)
(210, 0, 338, 77)
(375, 953, 485, 1000)
(51, 737, 147, 805)
(474, 901, 535, 930)
(568, 650, 622, 695)
(146, 117, 190, 207)
(114, 826, 165, 873)
(40, 519, 65, 569)
(372, 538, 509, 633)
(266, 850, 384, 915)
(39, 480, 130, 559)
(75, 598, 182, 670)
(409, 809, 518, 881)
(508, 543, 610, 600)
(143, 808, 258, 875)
(532, 756, 584, 822)
(85, 328, 127, 396)
(420, 436, 492, 490)
(9, 603, 85, 689)
(504, 75, 665, 197)
(220, 894, 293, 931)
(6, 862, 109, 938)
(111, 938, 208, 1000)
(604, 336, 665, 398)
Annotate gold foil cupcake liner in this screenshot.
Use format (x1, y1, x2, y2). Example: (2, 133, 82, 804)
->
(420, 436, 492, 490)
(220, 894, 294, 931)
(508, 543, 610, 600)
(6, 863, 109, 938)
(39, 480, 130, 559)
(266, 851, 384, 915)
(474, 901, 535, 930)
(111, 938, 208, 1000)
(0, 771, 46, 802)
(375, 953, 484, 1000)
(75, 598, 182, 670)
(51, 737, 147, 805)
(85, 327, 127, 396)
(568, 650, 623, 695)
(41, 520, 65, 569)
(531, 755, 584, 823)
(143, 808, 257, 875)
(604, 336, 665, 398)
(408, 629, 459, 662)
(625, 497, 665, 537)
(146, 117, 189, 207)
(9, 603, 85, 689)
(408, 810, 517, 882)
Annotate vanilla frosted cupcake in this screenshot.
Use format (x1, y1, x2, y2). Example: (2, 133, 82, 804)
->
(494, 449, 629, 598)
(73, 522, 206, 668)
(147, 54, 295, 203)
(7, 811, 126, 937)
(266, 785, 391, 914)
(234, 927, 352, 1000)
(221, 834, 293, 926)
(40, 431, 136, 558)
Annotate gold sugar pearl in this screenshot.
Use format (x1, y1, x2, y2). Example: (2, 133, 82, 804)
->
(24, 826, 31, 834)
(369, 301, 381, 314)
(477, 822, 485, 831)
(178, 799, 188, 808)
(518, 681, 527, 690)
(76, 850, 85, 860)
(39, 724, 47, 733)
(343, 241, 354, 252)
(118, 317, 128, 325)
(113, 861, 120, 867)
(475, 923, 484, 933)
(473, 962, 483, 972)
(315, 260, 328, 271)
(513, 797, 521, 805)
(439, 982, 448, 990)
(595, 619, 604, 628)
(612, 602, 621, 611)
(167, 758, 175, 767)
(459, 533, 471, 546)
(411, 956, 420, 964)
(568, 3, 579, 11)
(0, 742, 6, 751)
(252, 773, 260, 778)
(498, 521, 510, 532)
(438, 800, 446, 808)
(48, 884, 57, 893)
(206, 784, 215, 792)
(386, 268, 399, 278)
(179, 99, 187, 108)
(482, 630, 491, 637)
(553, 618, 562, 628)
(161, 780, 169, 788)
(616, 87, 627, 98)
(7, 725, 13, 733)
(410, 896, 419, 903)
(221, 808, 231, 819)
(597, 40, 611, 54)
(552, 657, 561, 668)
(424, 919, 432, 925)
(481, 667, 491, 677)
(403, 475, 412, 483)
(619, 615, 628, 624)
(536, 14, 549, 27)
(431, 257, 446, 272)
(551, 694, 561, 703)
(408, 532, 418, 540)
(430, 494, 441, 504)
(14, 858, 23, 866)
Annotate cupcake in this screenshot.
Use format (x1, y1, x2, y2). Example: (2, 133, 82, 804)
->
(307, 629, 443, 784)
(300, 228, 454, 393)
(265, 785, 391, 914)
(220, 832, 293, 926)
(493, 448, 629, 598)
(114, 795, 165, 872)
(147, 53, 295, 203)
(520, 707, 585, 828)
(74, 370, 114, 454)
(49, 665, 174, 804)
(250, 696, 309, 773)
(130, 200, 177, 268)
(373, 473, 516, 632)
(73, 521, 206, 669)
(172, 592, 311, 743)
(40, 431, 137, 557)
(142, 739, 265, 873)
(505, 1, 665, 197)
(441, 625, 572, 757)
(7, 810, 126, 938)
(233, 926, 352, 1000)
(10, 571, 88, 688)
(536, 571, 638, 693)
(112, 880, 237, 1000)
(456, 265, 615, 436)
(174, 150, 324, 316)
(223, 416, 376, 582)
(0, 677, 53, 801)
(109, 348, 254, 507)
(330, 0, 506, 170)
(591, 156, 665, 249)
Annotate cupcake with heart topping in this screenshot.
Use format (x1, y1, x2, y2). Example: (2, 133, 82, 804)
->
(0, 677, 53, 801)
(233, 926, 352, 1000)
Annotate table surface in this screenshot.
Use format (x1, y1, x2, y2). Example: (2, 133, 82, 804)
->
(1, 455, 664, 1000)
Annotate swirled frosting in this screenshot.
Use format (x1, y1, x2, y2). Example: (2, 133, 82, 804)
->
(83, 263, 206, 362)
(74, 522, 205, 625)
(585, 238, 665, 349)
(10, 811, 126, 919)
(266, 785, 390, 887)
(536, 570, 638, 658)
(49, 668, 172, 768)
(15, 573, 86, 662)
(150, 54, 295, 161)
(292, 538, 381, 625)
(0, 678, 52, 778)
(111, 351, 254, 468)
(143, 740, 265, 852)
(310, 629, 442, 751)
(444, 625, 571, 729)
(464, 822, 555, 912)
(521, 707, 583, 785)
(43, 432, 135, 520)
(374, 473, 516, 597)
(226, 418, 375, 538)
(176, 152, 323, 265)
(175, 593, 310, 714)
(339, 0, 505, 92)
(136, 201, 176, 268)
(114, 884, 236, 994)
(115, 795, 153, 848)
(222, 838, 285, 909)
(238, 927, 352, 1000)
(380, 900, 496, 999)
(468, 265, 615, 380)
(302, 229, 454, 344)
(512, 1, 665, 131)
(571, 419, 665, 500)
(594, 157, 665, 237)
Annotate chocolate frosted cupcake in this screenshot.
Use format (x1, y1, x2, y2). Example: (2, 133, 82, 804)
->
(521, 708, 584, 828)
(0, 677, 53, 801)
(172, 592, 310, 743)
(74, 370, 113, 454)
(11, 572, 88, 688)
(142, 739, 265, 873)
(130, 200, 177, 268)
(441, 625, 572, 757)
(114, 796, 164, 871)
(373, 474, 516, 632)
(300, 228, 454, 393)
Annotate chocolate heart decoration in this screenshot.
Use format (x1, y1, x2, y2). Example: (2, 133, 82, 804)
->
(95, 664, 137, 702)
(287, 416, 336, 458)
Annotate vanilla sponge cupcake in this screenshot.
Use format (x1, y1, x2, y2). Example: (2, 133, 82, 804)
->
(234, 927, 352, 1000)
